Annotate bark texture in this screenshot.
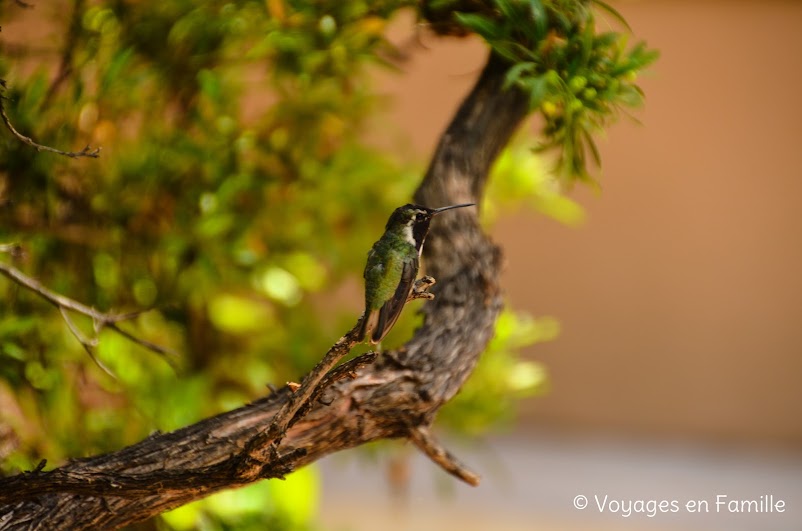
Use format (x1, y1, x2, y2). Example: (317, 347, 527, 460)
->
(0, 52, 529, 530)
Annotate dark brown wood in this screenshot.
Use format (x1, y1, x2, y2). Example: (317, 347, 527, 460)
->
(0, 51, 529, 530)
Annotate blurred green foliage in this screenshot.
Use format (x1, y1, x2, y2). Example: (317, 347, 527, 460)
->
(0, 0, 654, 528)
(160, 466, 319, 531)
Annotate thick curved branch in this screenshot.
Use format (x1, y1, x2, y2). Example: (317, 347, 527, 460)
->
(0, 51, 529, 530)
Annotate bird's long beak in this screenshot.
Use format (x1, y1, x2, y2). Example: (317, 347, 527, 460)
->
(431, 203, 475, 215)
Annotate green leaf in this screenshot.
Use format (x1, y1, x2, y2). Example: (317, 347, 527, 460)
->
(592, 0, 632, 32)
(197, 68, 222, 102)
(582, 128, 602, 167)
(208, 294, 276, 333)
(594, 31, 619, 49)
(0, 316, 38, 337)
(494, 0, 517, 20)
(492, 41, 522, 63)
(503, 61, 536, 90)
(2, 341, 27, 361)
(528, 0, 547, 37)
(453, 12, 502, 40)
(101, 47, 135, 94)
(527, 75, 549, 108)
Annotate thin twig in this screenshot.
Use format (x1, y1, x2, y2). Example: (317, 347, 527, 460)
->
(108, 322, 178, 363)
(59, 307, 117, 379)
(313, 351, 379, 397)
(45, 0, 85, 103)
(0, 243, 23, 256)
(290, 351, 379, 422)
(59, 307, 97, 348)
(272, 277, 436, 437)
(408, 425, 480, 487)
(0, 80, 101, 158)
(32, 460, 47, 473)
(1, 259, 111, 320)
(0, 259, 176, 368)
(238, 323, 363, 476)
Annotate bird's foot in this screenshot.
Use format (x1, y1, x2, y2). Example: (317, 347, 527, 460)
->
(409, 276, 436, 301)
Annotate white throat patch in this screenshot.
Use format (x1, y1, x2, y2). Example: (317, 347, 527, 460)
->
(402, 222, 415, 245)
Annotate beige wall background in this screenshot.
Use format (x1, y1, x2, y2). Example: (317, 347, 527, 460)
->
(376, 1, 802, 446)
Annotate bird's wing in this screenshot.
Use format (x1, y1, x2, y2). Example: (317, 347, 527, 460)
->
(372, 255, 417, 344)
(357, 248, 381, 342)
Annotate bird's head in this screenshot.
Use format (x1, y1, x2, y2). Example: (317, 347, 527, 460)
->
(385, 202, 475, 250)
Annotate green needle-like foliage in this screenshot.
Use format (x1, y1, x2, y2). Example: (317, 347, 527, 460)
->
(445, 0, 659, 180)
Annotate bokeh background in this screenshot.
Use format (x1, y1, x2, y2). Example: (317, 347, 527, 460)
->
(322, 2, 802, 530)
(1, 1, 801, 530)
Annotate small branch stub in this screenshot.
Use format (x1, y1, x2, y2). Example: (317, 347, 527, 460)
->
(408, 425, 480, 487)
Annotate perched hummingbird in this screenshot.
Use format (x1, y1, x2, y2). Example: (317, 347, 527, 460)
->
(357, 202, 475, 344)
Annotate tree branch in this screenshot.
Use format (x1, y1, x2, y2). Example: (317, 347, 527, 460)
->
(243, 276, 438, 475)
(0, 243, 22, 255)
(44, 0, 85, 103)
(0, 81, 101, 159)
(59, 306, 117, 378)
(0, 51, 529, 530)
(408, 425, 480, 486)
(0, 258, 176, 368)
(7, 0, 34, 8)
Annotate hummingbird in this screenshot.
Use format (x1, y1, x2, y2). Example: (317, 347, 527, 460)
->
(357, 202, 475, 344)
